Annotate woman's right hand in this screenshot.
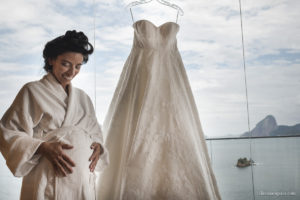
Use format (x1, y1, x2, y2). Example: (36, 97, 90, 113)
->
(36, 141, 76, 177)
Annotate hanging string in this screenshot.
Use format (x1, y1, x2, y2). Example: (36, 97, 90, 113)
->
(238, 0, 256, 199)
(93, 0, 97, 111)
(130, 8, 135, 23)
(210, 140, 213, 166)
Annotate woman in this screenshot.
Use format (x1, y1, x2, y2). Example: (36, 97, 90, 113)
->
(0, 30, 109, 200)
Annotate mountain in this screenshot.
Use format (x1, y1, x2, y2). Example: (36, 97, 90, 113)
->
(269, 124, 300, 136)
(241, 115, 300, 137)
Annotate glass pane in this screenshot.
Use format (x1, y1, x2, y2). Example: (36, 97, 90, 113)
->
(211, 139, 254, 200)
(180, 1, 249, 138)
(243, 0, 300, 199)
(243, 0, 300, 134)
(252, 137, 300, 200)
(93, 1, 132, 126)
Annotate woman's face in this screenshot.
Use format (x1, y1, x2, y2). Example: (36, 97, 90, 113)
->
(49, 52, 84, 91)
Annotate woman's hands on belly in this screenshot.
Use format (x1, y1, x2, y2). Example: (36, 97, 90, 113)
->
(89, 142, 104, 172)
(36, 141, 76, 177)
(35, 134, 103, 176)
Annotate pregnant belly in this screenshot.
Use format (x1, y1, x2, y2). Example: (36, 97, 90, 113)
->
(61, 131, 94, 176)
(56, 131, 96, 199)
(28, 130, 96, 199)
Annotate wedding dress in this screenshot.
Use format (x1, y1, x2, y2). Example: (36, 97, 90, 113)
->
(97, 19, 222, 200)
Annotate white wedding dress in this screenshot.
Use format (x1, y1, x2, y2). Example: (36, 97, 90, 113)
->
(97, 19, 222, 200)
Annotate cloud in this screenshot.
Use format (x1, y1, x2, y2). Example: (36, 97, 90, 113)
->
(0, 0, 299, 138)
(0, 73, 42, 116)
(95, 25, 133, 48)
(0, 0, 99, 59)
(187, 61, 300, 136)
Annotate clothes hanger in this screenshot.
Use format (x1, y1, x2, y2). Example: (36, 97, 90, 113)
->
(126, 0, 184, 23)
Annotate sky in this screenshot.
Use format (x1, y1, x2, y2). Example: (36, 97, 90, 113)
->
(0, 0, 299, 199)
(0, 0, 299, 139)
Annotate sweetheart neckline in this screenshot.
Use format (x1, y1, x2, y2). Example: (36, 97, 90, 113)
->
(132, 19, 180, 29)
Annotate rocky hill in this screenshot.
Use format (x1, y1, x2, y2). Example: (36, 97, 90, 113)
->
(241, 115, 300, 137)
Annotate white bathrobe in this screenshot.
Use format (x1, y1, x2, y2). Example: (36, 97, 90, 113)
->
(0, 73, 109, 200)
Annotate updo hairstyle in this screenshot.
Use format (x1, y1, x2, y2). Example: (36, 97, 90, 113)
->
(43, 30, 94, 72)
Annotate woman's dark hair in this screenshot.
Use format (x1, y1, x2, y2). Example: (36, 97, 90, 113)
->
(43, 30, 94, 72)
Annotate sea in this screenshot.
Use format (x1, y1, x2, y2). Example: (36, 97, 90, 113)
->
(0, 137, 299, 200)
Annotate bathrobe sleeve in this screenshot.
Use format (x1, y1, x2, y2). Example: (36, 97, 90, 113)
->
(81, 91, 109, 171)
(89, 119, 109, 171)
(0, 83, 44, 177)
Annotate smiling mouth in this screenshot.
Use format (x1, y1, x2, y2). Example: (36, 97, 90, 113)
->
(63, 75, 73, 81)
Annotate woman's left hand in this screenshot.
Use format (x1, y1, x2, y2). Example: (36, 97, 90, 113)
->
(89, 142, 104, 172)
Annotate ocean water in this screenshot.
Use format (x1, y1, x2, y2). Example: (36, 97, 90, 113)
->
(207, 137, 300, 200)
(0, 137, 299, 200)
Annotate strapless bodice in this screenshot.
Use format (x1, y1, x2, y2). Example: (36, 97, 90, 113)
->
(132, 20, 179, 50)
